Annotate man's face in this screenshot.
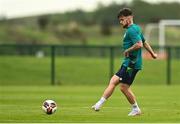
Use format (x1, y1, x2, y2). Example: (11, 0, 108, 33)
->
(119, 16, 131, 28)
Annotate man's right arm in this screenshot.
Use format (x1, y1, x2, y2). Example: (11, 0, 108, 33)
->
(143, 41, 157, 59)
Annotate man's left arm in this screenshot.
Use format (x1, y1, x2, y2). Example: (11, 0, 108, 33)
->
(140, 32, 157, 59)
(143, 41, 157, 59)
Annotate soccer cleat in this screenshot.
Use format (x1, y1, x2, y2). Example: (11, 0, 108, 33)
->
(128, 108, 141, 116)
(91, 104, 101, 111)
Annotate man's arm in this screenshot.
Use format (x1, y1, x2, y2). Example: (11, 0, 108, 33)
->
(124, 41, 143, 57)
(143, 41, 157, 59)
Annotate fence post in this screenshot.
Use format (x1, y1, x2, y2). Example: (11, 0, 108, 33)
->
(109, 46, 114, 79)
(51, 45, 55, 85)
(166, 46, 171, 85)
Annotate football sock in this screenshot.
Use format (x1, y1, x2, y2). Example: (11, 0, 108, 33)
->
(132, 102, 139, 109)
(96, 97, 106, 106)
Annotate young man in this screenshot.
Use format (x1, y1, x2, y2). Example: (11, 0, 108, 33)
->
(92, 8, 157, 116)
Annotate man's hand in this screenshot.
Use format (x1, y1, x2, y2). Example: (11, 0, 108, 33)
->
(123, 50, 129, 57)
(151, 53, 157, 59)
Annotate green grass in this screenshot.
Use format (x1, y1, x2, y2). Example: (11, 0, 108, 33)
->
(1, 85, 180, 123)
(0, 56, 179, 85)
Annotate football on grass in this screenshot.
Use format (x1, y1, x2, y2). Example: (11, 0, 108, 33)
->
(42, 100, 57, 114)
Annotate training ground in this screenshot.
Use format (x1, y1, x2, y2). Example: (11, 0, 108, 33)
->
(1, 85, 180, 123)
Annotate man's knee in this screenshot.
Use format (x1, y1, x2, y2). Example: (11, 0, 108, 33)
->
(109, 75, 120, 86)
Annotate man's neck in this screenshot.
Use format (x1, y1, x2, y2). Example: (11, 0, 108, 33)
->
(127, 21, 134, 28)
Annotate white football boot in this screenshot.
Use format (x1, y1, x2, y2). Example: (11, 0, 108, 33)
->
(91, 103, 102, 111)
(128, 108, 141, 116)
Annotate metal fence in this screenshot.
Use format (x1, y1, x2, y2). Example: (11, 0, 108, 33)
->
(0, 44, 179, 85)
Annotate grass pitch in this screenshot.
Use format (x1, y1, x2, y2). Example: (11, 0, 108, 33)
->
(1, 85, 180, 123)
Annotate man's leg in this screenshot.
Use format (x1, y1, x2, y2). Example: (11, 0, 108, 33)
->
(102, 75, 120, 99)
(120, 83, 136, 104)
(120, 83, 141, 116)
(92, 75, 120, 111)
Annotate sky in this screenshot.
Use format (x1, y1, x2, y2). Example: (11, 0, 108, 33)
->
(0, 0, 180, 19)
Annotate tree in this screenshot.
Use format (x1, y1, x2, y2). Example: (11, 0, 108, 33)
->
(37, 15, 49, 30)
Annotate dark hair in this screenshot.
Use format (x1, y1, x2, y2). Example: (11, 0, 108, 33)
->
(117, 8, 132, 18)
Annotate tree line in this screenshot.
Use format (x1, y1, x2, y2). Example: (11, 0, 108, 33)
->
(47, 0, 180, 26)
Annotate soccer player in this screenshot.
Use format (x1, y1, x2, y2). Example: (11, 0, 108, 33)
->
(92, 8, 157, 116)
